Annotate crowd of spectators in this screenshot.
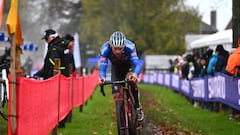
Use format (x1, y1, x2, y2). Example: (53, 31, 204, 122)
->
(169, 38, 240, 120)
(169, 44, 229, 80)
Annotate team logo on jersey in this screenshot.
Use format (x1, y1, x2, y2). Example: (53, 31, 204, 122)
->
(100, 56, 106, 61)
(131, 51, 137, 56)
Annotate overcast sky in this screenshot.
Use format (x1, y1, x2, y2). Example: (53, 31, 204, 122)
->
(184, 0, 232, 31)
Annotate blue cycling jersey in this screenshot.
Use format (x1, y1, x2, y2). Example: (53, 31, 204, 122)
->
(99, 39, 142, 79)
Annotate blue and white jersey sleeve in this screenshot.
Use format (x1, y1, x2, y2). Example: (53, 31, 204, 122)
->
(99, 42, 110, 79)
(126, 40, 142, 76)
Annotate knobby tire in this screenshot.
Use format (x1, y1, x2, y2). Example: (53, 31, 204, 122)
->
(127, 89, 139, 135)
(116, 100, 129, 135)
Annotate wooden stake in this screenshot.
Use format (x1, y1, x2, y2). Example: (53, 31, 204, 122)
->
(52, 58, 61, 135)
(9, 33, 17, 134)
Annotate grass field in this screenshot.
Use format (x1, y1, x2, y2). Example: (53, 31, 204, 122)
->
(1, 84, 240, 135)
(140, 84, 240, 135)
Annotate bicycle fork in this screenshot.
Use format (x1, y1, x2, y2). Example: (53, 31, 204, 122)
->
(124, 88, 135, 130)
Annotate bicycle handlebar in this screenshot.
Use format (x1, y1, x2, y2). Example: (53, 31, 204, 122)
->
(99, 80, 133, 96)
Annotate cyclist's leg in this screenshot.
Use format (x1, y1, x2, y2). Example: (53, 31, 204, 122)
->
(130, 84, 140, 108)
(131, 84, 144, 123)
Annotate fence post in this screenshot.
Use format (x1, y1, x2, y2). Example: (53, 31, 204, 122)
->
(84, 67, 90, 105)
(79, 66, 84, 112)
(67, 64, 73, 122)
(52, 58, 61, 135)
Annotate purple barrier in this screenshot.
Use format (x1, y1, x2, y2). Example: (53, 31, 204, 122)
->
(143, 72, 240, 110)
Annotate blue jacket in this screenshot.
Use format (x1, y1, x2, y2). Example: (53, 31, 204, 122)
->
(207, 54, 218, 74)
(99, 40, 141, 78)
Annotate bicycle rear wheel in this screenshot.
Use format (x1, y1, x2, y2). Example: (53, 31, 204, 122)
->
(116, 100, 129, 135)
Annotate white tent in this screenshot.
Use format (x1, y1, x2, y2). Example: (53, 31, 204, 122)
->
(190, 29, 233, 51)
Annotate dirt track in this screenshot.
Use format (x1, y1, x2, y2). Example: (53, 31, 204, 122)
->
(139, 89, 195, 135)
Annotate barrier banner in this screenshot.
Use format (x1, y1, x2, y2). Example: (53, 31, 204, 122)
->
(59, 75, 72, 121)
(225, 74, 240, 109)
(83, 71, 98, 102)
(150, 72, 157, 84)
(143, 73, 150, 84)
(171, 74, 180, 90)
(143, 72, 240, 111)
(83, 76, 90, 103)
(157, 73, 164, 85)
(8, 71, 99, 135)
(164, 74, 170, 86)
(207, 75, 226, 100)
(191, 78, 205, 99)
(180, 79, 190, 96)
(15, 75, 59, 135)
(73, 76, 84, 107)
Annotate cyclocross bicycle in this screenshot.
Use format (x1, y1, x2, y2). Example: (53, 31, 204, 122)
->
(0, 68, 9, 121)
(100, 79, 142, 135)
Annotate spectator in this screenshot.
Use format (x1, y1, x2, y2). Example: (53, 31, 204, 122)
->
(34, 30, 73, 129)
(198, 54, 207, 77)
(58, 34, 76, 128)
(226, 37, 240, 120)
(181, 54, 194, 80)
(34, 29, 70, 79)
(169, 59, 174, 73)
(173, 58, 179, 74)
(226, 38, 240, 76)
(192, 52, 201, 77)
(205, 48, 213, 67)
(215, 44, 229, 73)
(64, 33, 76, 73)
(207, 50, 217, 75)
(203, 49, 216, 110)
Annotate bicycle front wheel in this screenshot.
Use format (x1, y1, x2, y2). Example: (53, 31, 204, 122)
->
(116, 100, 129, 135)
(128, 100, 139, 135)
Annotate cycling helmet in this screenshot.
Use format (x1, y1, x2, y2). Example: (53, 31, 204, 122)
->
(109, 31, 126, 48)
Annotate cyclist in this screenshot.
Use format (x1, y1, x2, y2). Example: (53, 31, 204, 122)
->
(98, 31, 144, 122)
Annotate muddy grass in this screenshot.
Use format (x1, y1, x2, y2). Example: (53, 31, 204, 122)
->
(140, 89, 195, 135)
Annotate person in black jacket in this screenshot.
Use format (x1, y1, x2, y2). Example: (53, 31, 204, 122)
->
(181, 54, 193, 80)
(34, 29, 70, 79)
(57, 34, 76, 128)
(64, 34, 76, 73)
(215, 44, 229, 73)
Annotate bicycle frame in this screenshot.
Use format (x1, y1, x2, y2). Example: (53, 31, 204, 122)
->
(117, 84, 134, 130)
(100, 80, 139, 135)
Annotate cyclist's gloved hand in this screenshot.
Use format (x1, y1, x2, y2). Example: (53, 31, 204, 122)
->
(99, 77, 106, 85)
(127, 73, 138, 83)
